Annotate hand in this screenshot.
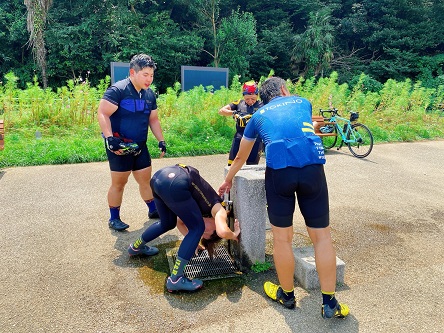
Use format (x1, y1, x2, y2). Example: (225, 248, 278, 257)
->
(218, 108, 233, 116)
(106, 136, 123, 152)
(195, 243, 205, 256)
(218, 181, 232, 197)
(233, 218, 240, 241)
(158, 140, 166, 153)
(158, 140, 166, 157)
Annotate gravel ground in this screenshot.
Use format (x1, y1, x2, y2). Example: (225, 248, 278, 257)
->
(0, 140, 443, 333)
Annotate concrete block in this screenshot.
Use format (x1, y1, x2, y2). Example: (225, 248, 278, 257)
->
(293, 246, 345, 290)
(225, 165, 269, 268)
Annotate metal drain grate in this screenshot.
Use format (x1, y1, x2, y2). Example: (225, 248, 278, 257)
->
(166, 244, 241, 281)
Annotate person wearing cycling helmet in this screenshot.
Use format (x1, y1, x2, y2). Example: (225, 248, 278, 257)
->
(218, 81, 264, 165)
(127, 164, 240, 292)
(98, 54, 166, 231)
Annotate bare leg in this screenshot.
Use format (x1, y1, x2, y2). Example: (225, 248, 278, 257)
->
(132, 166, 153, 201)
(306, 226, 337, 292)
(108, 170, 131, 207)
(271, 225, 295, 291)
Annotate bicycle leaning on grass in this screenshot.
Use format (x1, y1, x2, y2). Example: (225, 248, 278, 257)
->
(317, 108, 374, 158)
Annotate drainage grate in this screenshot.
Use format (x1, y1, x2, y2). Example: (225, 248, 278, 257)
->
(166, 244, 241, 281)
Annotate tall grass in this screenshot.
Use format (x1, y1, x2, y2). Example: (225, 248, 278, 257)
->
(0, 71, 443, 168)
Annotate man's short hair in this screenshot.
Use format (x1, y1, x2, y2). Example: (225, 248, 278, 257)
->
(259, 77, 287, 105)
(130, 54, 157, 72)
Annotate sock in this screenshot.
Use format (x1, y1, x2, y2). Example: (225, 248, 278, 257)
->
(281, 287, 295, 300)
(109, 206, 120, 220)
(171, 256, 189, 281)
(145, 199, 156, 213)
(131, 236, 146, 249)
(322, 291, 338, 308)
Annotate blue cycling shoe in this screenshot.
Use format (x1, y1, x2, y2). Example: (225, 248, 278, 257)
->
(166, 276, 203, 292)
(108, 218, 129, 231)
(128, 244, 159, 257)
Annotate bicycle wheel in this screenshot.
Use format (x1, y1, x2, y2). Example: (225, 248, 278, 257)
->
(321, 126, 338, 150)
(346, 123, 373, 158)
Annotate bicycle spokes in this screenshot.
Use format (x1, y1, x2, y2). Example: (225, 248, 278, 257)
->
(346, 123, 373, 158)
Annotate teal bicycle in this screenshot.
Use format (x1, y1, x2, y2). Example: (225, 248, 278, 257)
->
(318, 108, 374, 158)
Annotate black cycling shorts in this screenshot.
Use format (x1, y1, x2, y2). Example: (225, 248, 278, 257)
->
(265, 164, 329, 228)
(105, 141, 152, 172)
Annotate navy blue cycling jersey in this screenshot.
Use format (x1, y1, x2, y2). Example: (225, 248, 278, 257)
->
(102, 78, 157, 142)
(243, 95, 325, 169)
(229, 99, 263, 134)
(175, 164, 223, 216)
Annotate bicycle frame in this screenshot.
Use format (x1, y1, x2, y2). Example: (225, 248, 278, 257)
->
(319, 108, 374, 158)
(320, 109, 355, 143)
(328, 114, 357, 144)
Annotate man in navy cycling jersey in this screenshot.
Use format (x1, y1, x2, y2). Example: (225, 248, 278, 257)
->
(98, 54, 166, 231)
(218, 77, 349, 319)
(218, 81, 263, 166)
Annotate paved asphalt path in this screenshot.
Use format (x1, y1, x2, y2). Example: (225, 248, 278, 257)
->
(0, 140, 443, 333)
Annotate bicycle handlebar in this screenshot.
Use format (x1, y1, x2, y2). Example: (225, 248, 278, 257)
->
(319, 108, 340, 117)
(320, 108, 360, 123)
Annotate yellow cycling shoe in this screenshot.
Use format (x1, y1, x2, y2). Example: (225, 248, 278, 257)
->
(263, 281, 295, 309)
(322, 302, 350, 319)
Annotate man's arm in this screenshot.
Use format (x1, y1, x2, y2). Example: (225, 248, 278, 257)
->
(218, 138, 255, 196)
(98, 99, 127, 155)
(218, 104, 235, 117)
(148, 109, 166, 157)
(97, 99, 118, 138)
(211, 203, 240, 241)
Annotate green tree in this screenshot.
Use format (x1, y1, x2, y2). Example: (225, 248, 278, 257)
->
(45, 0, 203, 91)
(249, 21, 294, 81)
(0, 0, 442, 91)
(336, 0, 444, 86)
(292, 7, 335, 77)
(0, 1, 34, 87)
(217, 9, 257, 81)
(24, 0, 53, 88)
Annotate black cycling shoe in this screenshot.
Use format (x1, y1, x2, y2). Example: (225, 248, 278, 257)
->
(148, 210, 159, 219)
(108, 218, 129, 231)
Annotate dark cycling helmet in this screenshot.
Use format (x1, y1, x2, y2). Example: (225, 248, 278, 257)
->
(242, 81, 258, 95)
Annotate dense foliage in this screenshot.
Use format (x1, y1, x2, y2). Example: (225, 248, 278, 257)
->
(1, 0, 443, 92)
(0, 71, 443, 168)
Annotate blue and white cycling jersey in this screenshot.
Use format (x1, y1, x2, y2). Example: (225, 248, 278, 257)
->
(243, 95, 325, 169)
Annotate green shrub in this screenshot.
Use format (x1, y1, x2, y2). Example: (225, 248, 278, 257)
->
(251, 261, 272, 273)
(1, 71, 443, 168)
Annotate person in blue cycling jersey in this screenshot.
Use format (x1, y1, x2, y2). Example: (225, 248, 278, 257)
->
(218, 81, 263, 165)
(218, 77, 349, 319)
(98, 54, 166, 231)
(128, 164, 240, 292)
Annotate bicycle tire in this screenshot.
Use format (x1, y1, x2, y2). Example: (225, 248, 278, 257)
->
(346, 123, 373, 158)
(321, 126, 338, 150)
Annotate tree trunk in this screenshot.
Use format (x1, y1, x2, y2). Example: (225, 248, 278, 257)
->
(24, 0, 53, 88)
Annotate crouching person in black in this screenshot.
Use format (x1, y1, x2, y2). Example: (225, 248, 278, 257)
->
(128, 164, 240, 292)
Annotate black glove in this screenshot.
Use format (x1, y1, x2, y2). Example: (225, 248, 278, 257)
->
(106, 136, 123, 151)
(158, 141, 166, 153)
